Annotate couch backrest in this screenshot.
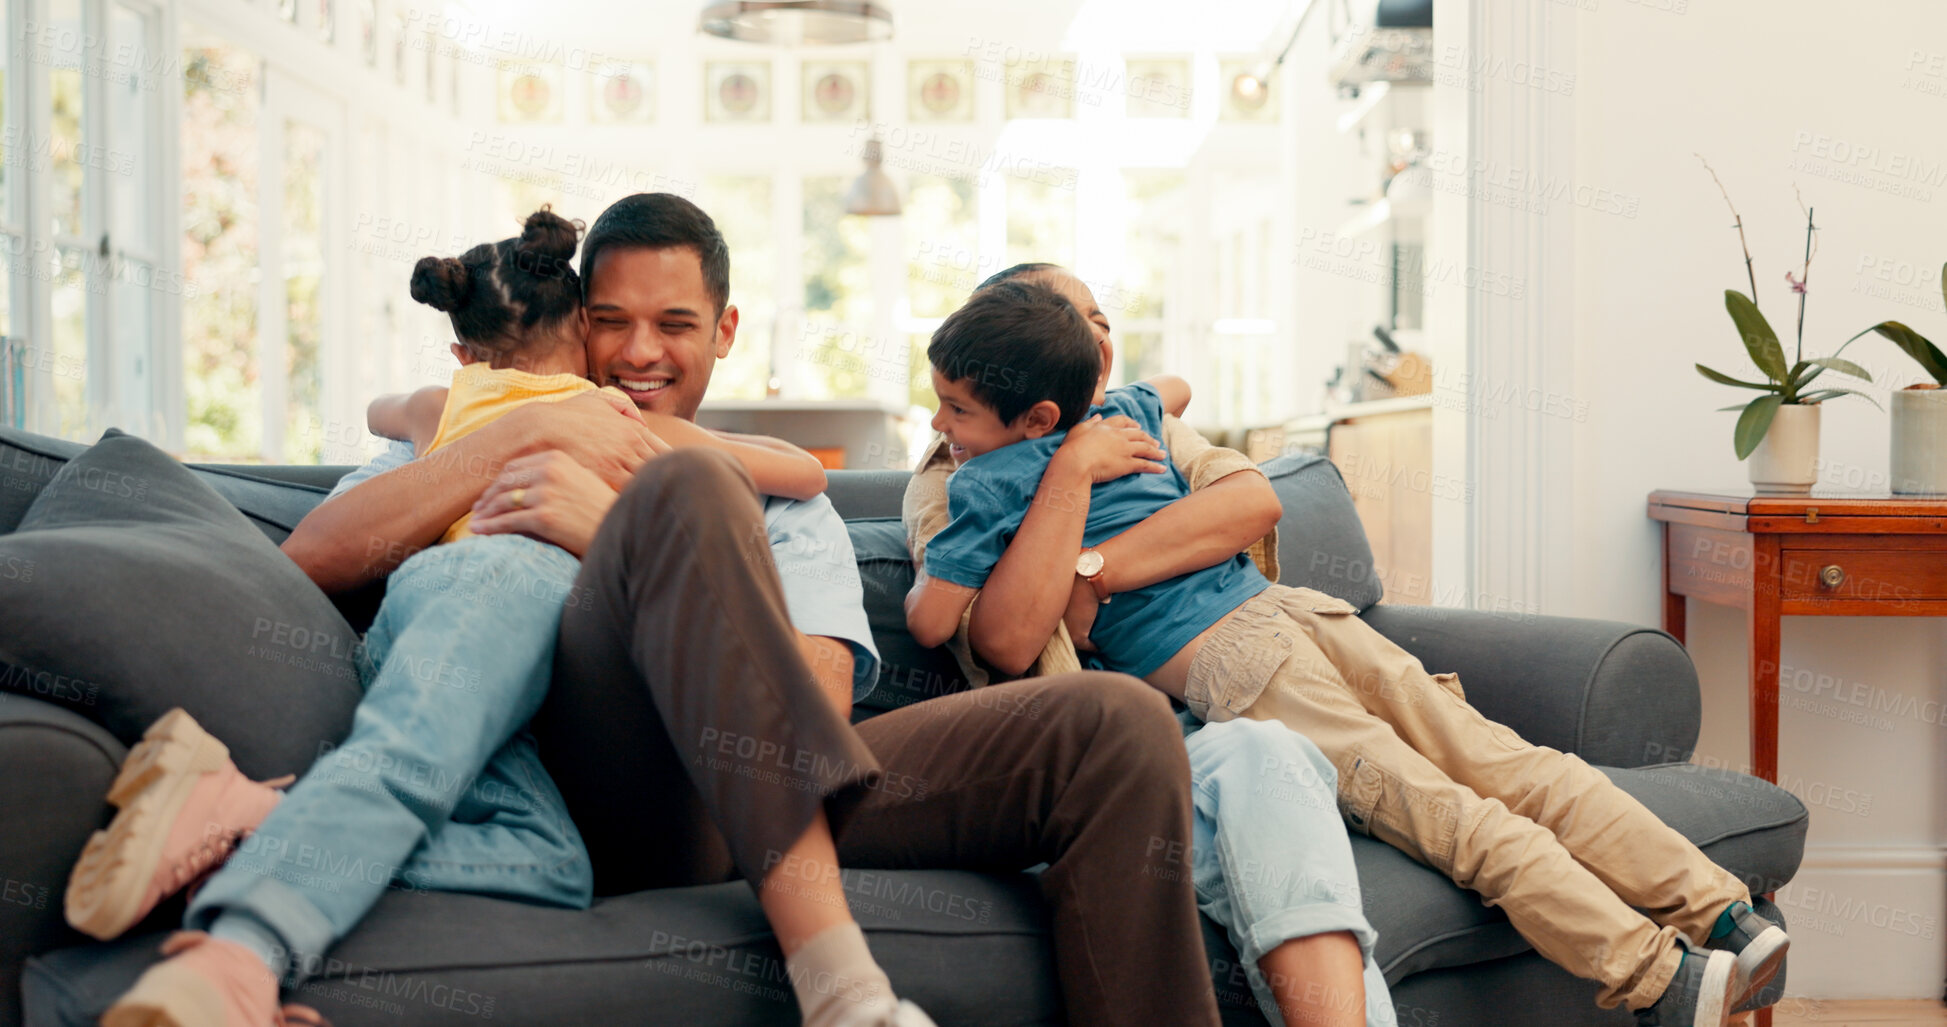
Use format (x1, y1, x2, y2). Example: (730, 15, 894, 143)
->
(0, 427, 1383, 712)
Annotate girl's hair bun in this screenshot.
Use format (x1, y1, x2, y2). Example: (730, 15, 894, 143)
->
(516, 205, 582, 276)
(409, 256, 471, 312)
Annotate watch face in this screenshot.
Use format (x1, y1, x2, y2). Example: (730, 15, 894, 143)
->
(1077, 550, 1105, 577)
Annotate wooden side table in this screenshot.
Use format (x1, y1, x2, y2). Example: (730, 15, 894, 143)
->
(1648, 488, 1947, 783)
(1652, 489, 1947, 1027)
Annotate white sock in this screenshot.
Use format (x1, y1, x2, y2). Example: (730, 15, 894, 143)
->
(785, 922, 897, 1027)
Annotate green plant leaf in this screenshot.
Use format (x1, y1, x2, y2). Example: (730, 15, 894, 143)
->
(1798, 387, 1884, 411)
(1734, 393, 1782, 460)
(1874, 321, 1947, 385)
(1726, 290, 1787, 383)
(1696, 364, 1778, 390)
(1940, 262, 1945, 318)
(1716, 403, 1751, 411)
(1806, 357, 1873, 382)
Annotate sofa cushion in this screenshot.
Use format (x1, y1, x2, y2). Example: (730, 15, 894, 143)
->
(25, 871, 1064, 1027)
(0, 700, 125, 1027)
(1361, 762, 1807, 984)
(1260, 453, 1385, 611)
(0, 430, 362, 779)
(0, 426, 335, 546)
(846, 518, 970, 713)
(0, 428, 87, 535)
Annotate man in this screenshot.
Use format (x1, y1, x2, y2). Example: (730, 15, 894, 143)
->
(281, 193, 1222, 1027)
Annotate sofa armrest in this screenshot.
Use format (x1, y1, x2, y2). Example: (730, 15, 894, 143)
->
(0, 696, 123, 1027)
(1358, 604, 1702, 768)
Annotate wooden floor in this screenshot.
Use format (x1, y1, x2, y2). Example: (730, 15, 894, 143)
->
(1729, 1000, 1947, 1025)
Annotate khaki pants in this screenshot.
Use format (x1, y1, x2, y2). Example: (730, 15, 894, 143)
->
(1185, 585, 1749, 1011)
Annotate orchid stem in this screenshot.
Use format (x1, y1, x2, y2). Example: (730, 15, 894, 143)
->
(1796, 205, 1814, 367)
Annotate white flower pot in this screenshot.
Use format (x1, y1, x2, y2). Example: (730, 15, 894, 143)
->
(1748, 403, 1820, 491)
(1891, 387, 1947, 494)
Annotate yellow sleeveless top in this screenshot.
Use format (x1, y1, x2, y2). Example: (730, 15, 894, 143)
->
(426, 363, 629, 543)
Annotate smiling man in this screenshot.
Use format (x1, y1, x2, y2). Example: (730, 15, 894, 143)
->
(280, 193, 1222, 1027)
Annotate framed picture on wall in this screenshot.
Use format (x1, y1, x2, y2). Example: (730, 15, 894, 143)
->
(316, 0, 334, 43)
(1219, 58, 1280, 121)
(705, 60, 771, 123)
(803, 60, 868, 122)
(1005, 56, 1075, 119)
(591, 58, 656, 123)
(906, 59, 973, 122)
(498, 62, 564, 124)
(1125, 57, 1191, 118)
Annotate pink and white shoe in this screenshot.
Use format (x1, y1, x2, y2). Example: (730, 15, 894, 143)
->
(66, 709, 290, 941)
(101, 931, 328, 1027)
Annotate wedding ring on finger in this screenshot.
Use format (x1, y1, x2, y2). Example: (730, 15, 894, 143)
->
(511, 487, 529, 509)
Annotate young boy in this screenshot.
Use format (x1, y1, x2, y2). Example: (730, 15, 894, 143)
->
(905, 280, 1788, 1027)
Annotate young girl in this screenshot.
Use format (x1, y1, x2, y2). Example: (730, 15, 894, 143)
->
(72, 209, 831, 1027)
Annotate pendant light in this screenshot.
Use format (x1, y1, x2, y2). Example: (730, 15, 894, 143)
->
(842, 137, 901, 216)
(699, 1, 893, 46)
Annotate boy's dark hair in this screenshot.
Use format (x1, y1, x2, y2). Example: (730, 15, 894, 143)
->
(410, 206, 582, 361)
(975, 261, 1062, 292)
(929, 280, 1099, 430)
(580, 192, 730, 315)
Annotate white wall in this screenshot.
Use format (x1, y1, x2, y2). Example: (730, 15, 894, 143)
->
(1565, 0, 1947, 998)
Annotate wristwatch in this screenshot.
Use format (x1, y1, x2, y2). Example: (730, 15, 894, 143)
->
(1076, 548, 1110, 604)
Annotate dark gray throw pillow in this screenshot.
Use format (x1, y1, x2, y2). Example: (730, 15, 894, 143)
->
(0, 430, 361, 778)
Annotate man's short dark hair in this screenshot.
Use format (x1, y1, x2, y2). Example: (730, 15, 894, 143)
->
(928, 280, 1099, 430)
(580, 192, 730, 314)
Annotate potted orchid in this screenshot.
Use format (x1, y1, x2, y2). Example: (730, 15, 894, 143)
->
(1694, 161, 1875, 490)
(1865, 264, 1947, 493)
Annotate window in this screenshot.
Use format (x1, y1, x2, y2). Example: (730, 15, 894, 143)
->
(1005, 176, 1076, 270)
(904, 174, 978, 318)
(1112, 170, 1181, 384)
(47, 0, 88, 438)
(281, 120, 327, 462)
(700, 175, 774, 400)
(180, 35, 263, 459)
(10, 0, 166, 442)
(799, 175, 870, 399)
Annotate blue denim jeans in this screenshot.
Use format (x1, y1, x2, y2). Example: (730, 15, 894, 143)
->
(187, 535, 593, 974)
(1185, 714, 1396, 1027)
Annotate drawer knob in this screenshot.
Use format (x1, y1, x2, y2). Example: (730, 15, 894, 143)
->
(1820, 564, 1846, 589)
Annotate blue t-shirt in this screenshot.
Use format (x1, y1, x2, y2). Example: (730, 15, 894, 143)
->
(332, 442, 882, 702)
(924, 382, 1270, 678)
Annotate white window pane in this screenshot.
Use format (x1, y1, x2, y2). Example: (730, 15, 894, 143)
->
(109, 5, 155, 256)
(113, 263, 155, 430)
(48, 0, 85, 240)
(700, 176, 773, 401)
(181, 34, 263, 460)
(905, 175, 978, 318)
(0, 12, 10, 226)
(800, 176, 870, 399)
(283, 119, 327, 464)
(1006, 177, 1076, 270)
(51, 250, 88, 438)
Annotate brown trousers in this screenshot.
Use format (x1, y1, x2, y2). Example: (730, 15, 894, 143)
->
(534, 448, 1219, 1027)
(1188, 585, 1749, 1011)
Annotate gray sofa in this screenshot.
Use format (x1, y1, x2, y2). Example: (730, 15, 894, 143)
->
(0, 426, 1806, 1026)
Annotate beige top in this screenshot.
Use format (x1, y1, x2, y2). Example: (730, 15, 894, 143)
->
(901, 414, 1280, 688)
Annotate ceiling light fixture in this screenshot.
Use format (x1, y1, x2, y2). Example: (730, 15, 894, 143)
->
(842, 138, 901, 216)
(698, 1, 893, 46)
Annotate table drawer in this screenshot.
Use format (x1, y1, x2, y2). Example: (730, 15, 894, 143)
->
(1780, 548, 1947, 602)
